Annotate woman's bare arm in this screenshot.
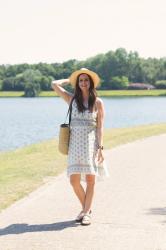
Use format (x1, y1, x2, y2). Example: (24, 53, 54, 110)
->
(96, 98, 105, 163)
(51, 79, 73, 105)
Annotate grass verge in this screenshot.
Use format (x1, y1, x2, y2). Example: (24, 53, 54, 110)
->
(0, 123, 166, 211)
(0, 89, 166, 97)
(0, 91, 24, 97)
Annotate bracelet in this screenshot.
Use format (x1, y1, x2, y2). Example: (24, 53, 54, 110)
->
(98, 145, 104, 150)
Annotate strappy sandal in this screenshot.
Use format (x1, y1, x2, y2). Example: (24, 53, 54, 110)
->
(75, 211, 85, 222)
(81, 212, 92, 226)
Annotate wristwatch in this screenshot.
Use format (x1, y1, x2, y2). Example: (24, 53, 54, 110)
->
(98, 145, 104, 150)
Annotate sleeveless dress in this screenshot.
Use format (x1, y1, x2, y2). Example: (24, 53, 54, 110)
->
(67, 99, 109, 182)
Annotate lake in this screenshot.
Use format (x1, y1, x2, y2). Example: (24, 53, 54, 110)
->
(0, 97, 166, 152)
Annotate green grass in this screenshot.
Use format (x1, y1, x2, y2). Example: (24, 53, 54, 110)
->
(0, 89, 166, 97)
(0, 140, 67, 211)
(104, 123, 166, 148)
(0, 91, 24, 97)
(0, 122, 166, 211)
(97, 89, 166, 97)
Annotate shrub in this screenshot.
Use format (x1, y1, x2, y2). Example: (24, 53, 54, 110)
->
(128, 83, 155, 90)
(154, 80, 166, 89)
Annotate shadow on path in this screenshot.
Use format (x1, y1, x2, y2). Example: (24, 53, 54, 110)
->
(0, 220, 80, 236)
(146, 207, 166, 223)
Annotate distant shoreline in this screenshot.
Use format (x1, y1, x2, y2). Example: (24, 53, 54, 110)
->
(0, 89, 166, 97)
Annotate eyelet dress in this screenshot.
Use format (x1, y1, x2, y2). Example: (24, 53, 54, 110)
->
(67, 99, 109, 182)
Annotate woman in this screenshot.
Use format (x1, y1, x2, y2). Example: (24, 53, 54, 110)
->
(52, 68, 108, 226)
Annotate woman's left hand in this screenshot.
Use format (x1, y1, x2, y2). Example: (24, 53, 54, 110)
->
(97, 149, 104, 164)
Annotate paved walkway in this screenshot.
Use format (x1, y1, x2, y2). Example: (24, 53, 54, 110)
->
(0, 134, 166, 250)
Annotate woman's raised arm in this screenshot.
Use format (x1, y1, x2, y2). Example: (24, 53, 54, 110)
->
(51, 79, 73, 105)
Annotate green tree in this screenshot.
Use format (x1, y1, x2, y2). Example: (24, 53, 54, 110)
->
(109, 76, 129, 90)
(0, 80, 3, 90)
(2, 77, 15, 90)
(40, 76, 52, 90)
(0, 48, 166, 92)
(23, 69, 41, 97)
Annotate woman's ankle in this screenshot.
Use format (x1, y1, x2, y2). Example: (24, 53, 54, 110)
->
(83, 209, 92, 214)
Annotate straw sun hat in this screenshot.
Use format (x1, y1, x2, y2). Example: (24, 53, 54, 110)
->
(69, 68, 100, 88)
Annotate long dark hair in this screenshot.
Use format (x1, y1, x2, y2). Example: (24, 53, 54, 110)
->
(73, 74, 97, 113)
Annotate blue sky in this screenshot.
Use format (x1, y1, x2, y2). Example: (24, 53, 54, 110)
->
(0, 0, 165, 64)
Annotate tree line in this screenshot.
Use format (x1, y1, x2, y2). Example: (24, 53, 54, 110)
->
(0, 48, 166, 96)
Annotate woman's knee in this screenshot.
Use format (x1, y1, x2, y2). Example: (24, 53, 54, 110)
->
(86, 175, 95, 187)
(70, 174, 81, 187)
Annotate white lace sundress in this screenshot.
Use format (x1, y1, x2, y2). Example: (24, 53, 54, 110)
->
(67, 99, 109, 182)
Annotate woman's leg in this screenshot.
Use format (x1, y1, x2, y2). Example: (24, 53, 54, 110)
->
(70, 174, 86, 209)
(83, 175, 95, 213)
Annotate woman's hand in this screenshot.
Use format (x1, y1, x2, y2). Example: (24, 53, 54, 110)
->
(52, 78, 70, 86)
(97, 149, 104, 165)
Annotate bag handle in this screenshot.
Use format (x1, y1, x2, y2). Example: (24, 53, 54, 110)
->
(64, 97, 74, 125)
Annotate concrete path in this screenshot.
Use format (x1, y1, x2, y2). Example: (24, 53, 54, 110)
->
(0, 134, 166, 250)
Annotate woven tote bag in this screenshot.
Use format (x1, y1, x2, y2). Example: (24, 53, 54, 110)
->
(58, 98, 74, 155)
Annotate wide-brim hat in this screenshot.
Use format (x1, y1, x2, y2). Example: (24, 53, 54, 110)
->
(69, 68, 100, 88)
